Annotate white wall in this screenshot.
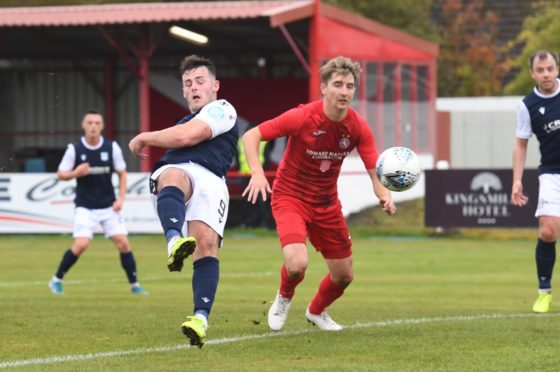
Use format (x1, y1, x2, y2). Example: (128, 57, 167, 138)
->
(437, 96, 540, 169)
(338, 96, 542, 216)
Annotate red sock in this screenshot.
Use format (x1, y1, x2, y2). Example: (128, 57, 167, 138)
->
(279, 264, 304, 299)
(308, 274, 345, 314)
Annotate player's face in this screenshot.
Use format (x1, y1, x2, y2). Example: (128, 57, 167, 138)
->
(182, 66, 219, 113)
(531, 55, 559, 95)
(321, 72, 356, 114)
(81, 113, 104, 140)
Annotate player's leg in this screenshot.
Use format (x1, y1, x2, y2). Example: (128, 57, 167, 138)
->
(151, 165, 196, 272)
(305, 202, 351, 330)
(305, 256, 351, 331)
(532, 174, 560, 313)
(177, 163, 229, 348)
(103, 207, 147, 295)
(267, 196, 310, 331)
(181, 221, 219, 348)
(268, 243, 307, 331)
(532, 215, 560, 312)
(49, 207, 94, 295)
(111, 234, 148, 295)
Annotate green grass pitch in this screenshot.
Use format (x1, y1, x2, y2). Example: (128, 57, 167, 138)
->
(1, 233, 559, 371)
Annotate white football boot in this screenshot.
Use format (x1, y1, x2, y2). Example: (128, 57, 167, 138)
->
(305, 306, 343, 331)
(268, 291, 292, 331)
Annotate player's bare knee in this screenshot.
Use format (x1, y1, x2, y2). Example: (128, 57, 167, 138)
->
(111, 235, 131, 253)
(539, 229, 556, 243)
(193, 235, 219, 258)
(116, 242, 131, 253)
(336, 274, 353, 288)
(285, 260, 308, 278)
(157, 168, 191, 195)
(71, 244, 88, 256)
(329, 267, 353, 287)
(71, 237, 90, 255)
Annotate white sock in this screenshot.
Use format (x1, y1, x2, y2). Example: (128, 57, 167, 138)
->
(167, 236, 180, 256)
(194, 313, 208, 329)
(51, 276, 61, 282)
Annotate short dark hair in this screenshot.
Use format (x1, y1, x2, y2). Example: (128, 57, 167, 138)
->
(180, 55, 216, 77)
(85, 108, 102, 116)
(529, 50, 559, 69)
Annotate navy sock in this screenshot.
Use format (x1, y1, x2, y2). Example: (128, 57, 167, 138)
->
(55, 249, 78, 279)
(192, 257, 219, 318)
(120, 251, 137, 284)
(157, 186, 185, 241)
(536, 239, 556, 289)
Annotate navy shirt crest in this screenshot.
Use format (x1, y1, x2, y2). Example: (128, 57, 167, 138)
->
(523, 89, 560, 173)
(73, 139, 115, 209)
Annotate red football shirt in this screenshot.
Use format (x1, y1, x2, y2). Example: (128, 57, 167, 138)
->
(258, 100, 378, 206)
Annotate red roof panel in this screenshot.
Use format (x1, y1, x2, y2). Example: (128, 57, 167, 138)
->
(0, 1, 312, 27)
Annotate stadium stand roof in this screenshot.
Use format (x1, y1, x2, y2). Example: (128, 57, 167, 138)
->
(0, 0, 438, 172)
(0, 1, 313, 27)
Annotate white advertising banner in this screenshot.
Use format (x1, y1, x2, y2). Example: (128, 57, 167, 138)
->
(0, 173, 161, 234)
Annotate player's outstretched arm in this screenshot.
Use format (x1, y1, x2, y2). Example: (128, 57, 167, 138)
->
(129, 119, 212, 159)
(241, 126, 271, 204)
(368, 169, 396, 215)
(512, 138, 529, 207)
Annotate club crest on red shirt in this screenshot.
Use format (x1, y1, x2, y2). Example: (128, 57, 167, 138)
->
(339, 134, 350, 149)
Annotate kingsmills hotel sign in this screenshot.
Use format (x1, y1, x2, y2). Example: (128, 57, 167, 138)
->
(425, 169, 539, 228)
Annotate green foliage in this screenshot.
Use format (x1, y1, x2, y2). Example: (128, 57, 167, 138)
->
(324, 0, 439, 42)
(325, 0, 506, 97)
(1, 234, 559, 370)
(505, 3, 560, 95)
(436, 0, 505, 97)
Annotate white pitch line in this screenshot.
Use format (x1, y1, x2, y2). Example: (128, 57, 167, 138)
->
(1, 312, 558, 369)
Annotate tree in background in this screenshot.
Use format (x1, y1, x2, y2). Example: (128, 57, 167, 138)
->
(326, 0, 505, 97)
(325, 0, 438, 42)
(436, 0, 505, 97)
(505, 3, 560, 95)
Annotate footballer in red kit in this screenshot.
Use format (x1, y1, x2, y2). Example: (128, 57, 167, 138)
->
(258, 100, 377, 207)
(242, 56, 396, 332)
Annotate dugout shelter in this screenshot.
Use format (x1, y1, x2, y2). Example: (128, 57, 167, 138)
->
(0, 0, 438, 173)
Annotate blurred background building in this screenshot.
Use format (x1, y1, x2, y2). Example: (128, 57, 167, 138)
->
(0, 0, 438, 174)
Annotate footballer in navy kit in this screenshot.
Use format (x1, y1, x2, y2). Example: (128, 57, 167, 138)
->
(48, 110, 148, 296)
(512, 50, 560, 314)
(129, 55, 239, 348)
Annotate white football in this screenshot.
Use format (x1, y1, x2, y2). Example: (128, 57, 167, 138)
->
(376, 147, 421, 192)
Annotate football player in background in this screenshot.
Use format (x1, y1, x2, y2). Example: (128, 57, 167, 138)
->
(129, 55, 239, 348)
(512, 49, 560, 313)
(48, 110, 148, 296)
(242, 56, 396, 332)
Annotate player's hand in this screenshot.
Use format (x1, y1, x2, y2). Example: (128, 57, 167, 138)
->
(242, 173, 272, 204)
(74, 163, 90, 178)
(379, 196, 396, 215)
(113, 198, 123, 212)
(128, 135, 148, 160)
(511, 180, 528, 207)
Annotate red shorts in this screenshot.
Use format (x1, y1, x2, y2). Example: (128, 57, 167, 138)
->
(271, 195, 352, 259)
